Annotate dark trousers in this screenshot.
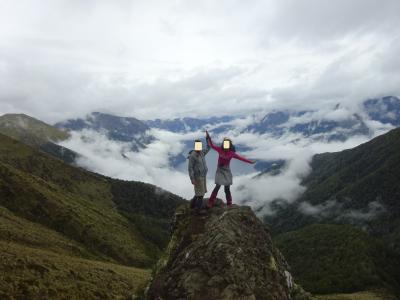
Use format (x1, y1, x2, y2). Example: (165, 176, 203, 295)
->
(207, 184, 232, 207)
(190, 195, 204, 209)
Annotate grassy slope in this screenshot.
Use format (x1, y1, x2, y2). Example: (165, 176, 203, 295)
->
(0, 205, 95, 259)
(299, 128, 400, 228)
(0, 206, 150, 299)
(274, 224, 400, 295)
(0, 133, 185, 298)
(314, 290, 398, 300)
(0, 114, 69, 144)
(0, 113, 78, 164)
(0, 241, 150, 300)
(0, 150, 155, 267)
(266, 128, 400, 296)
(268, 127, 400, 234)
(0, 113, 70, 144)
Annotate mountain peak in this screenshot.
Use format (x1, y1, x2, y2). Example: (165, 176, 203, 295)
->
(145, 202, 311, 300)
(1, 113, 43, 125)
(0, 113, 70, 144)
(56, 111, 151, 145)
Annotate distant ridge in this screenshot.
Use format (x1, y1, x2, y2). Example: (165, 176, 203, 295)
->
(0, 113, 77, 163)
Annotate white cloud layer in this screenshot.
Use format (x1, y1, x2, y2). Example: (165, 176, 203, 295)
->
(59, 124, 376, 214)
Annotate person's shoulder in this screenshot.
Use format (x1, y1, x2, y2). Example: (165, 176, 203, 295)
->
(187, 150, 195, 158)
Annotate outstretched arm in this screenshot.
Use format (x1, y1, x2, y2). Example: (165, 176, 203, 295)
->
(233, 152, 255, 164)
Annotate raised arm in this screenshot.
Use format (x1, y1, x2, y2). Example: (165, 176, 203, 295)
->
(233, 152, 255, 164)
(202, 140, 211, 156)
(206, 131, 222, 154)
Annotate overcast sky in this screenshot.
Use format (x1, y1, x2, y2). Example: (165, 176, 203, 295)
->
(1, 0, 400, 123)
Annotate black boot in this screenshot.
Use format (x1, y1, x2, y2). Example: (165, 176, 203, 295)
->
(195, 196, 204, 210)
(190, 196, 196, 209)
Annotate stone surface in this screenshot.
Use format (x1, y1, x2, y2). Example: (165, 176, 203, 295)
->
(146, 200, 312, 300)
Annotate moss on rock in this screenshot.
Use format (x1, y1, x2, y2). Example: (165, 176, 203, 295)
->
(146, 202, 312, 300)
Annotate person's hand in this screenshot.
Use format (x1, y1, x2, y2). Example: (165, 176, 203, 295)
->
(191, 179, 196, 185)
(251, 160, 256, 164)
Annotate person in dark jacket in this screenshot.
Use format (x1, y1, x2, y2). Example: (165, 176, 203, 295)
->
(206, 130, 255, 208)
(188, 138, 210, 209)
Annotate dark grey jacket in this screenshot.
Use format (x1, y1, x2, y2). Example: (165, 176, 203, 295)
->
(188, 144, 210, 180)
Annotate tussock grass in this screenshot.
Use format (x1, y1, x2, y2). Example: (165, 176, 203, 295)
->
(0, 241, 150, 300)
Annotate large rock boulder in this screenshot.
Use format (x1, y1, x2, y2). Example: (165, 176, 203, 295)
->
(145, 201, 312, 300)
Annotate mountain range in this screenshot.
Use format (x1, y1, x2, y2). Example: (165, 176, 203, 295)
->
(56, 96, 400, 139)
(1, 95, 400, 298)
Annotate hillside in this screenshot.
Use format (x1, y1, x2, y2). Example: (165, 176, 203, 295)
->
(267, 126, 400, 235)
(0, 113, 70, 143)
(0, 133, 185, 298)
(0, 113, 77, 164)
(265, 127, 400, 297)
(274, 224, 399, 295)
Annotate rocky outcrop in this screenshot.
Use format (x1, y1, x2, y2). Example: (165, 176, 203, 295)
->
(145, 200, 312, 300)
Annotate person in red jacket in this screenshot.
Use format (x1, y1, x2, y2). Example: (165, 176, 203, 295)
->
(206, 130, 255, 208)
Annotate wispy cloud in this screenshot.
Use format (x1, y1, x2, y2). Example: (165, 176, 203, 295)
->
(58, 117, 380, 216)
(299, 199, 386, 223)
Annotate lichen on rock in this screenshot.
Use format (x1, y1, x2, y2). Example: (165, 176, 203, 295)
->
(145, 200, 312, 300)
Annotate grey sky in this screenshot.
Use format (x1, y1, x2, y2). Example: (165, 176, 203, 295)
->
(1, 0, 400, 123)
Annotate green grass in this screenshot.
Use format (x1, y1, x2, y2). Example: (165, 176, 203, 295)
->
(0, 113, 70, 144)
(0, 132, 185, 298)
(0, 241, 150, 300)
(266, 128, 400, 296)
(314, 289, 398, 300)
(0, 113, 79, 163)
(0, 205, 95, 259)
(268, 127, 400, 235)
(274, 224, 399, 295)
(0, 160, 156, 267)
(0, 133, 185, 264)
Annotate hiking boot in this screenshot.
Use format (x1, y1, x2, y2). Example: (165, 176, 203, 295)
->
(207, 190, 218, 208)
(226, 194, 232, 207)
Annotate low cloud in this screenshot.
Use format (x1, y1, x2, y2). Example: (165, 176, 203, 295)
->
(58, 116, 383, 217)
(299, 199, 386, 223)
(60, 128, 197, 197)
(228, 131, 373, 214)
(233, 153, 312, 216)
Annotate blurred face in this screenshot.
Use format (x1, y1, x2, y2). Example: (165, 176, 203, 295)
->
(194, 141, 203, 151)
(223, 140, 230, 150)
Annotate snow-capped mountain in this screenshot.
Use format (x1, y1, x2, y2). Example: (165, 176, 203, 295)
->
(246, 108, 371, 142)
(55, 112, 153, 151)
(363, 96, 400, 126)
(144, 116, 235, 133)
(55, 96, 400, 174)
